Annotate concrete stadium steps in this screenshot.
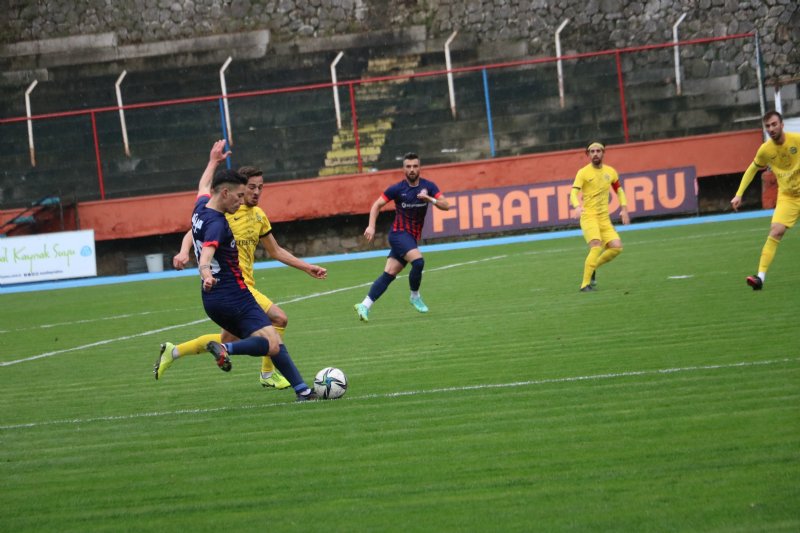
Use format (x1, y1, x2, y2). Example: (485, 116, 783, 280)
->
(317, 53, 425, 176)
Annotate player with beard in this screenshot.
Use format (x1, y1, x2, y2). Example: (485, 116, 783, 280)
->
(155, 141, 324, 400)
(731, 110, 800, 290)
(570, 141, 630, 292)
(354, 152, 449, 322)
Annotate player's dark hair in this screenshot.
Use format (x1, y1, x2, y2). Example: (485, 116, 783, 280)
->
(237, 166, 263, 179)
(763, 110, 783, 123)
(403, 152, 420, 162)
(211, 169, 246, 191)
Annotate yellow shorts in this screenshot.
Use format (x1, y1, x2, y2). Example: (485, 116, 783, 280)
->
(581, 213, 620, 245)
(249, 286, 275, 314)
(771, 192, 800, 228)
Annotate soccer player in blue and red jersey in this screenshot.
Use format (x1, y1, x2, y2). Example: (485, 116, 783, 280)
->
(190, 152, 317, 400)
(354, 152, 449, 321)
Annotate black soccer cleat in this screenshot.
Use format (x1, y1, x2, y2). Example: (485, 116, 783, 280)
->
(579, 285, 594, 292)
(746, 275, 763, 291)
(206, 341, 232, 372)
(295, 390, 319, 402)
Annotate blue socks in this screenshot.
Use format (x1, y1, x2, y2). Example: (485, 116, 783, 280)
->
(409, 258, 424, 291)
(224, 339, 309, 393)
(368, 271, 396, 302)
(225, 336, 270, 356)
(270, 344, 309, 392)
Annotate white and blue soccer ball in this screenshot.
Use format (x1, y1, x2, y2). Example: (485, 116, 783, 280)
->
(314, 367, 348, 399)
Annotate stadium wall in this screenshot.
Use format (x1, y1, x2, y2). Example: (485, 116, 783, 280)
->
(0, 129, 764, 274)
(1, 1, 797, 82)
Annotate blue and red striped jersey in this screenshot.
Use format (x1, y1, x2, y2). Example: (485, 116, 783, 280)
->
(191, 195, 248, 300)
(381, 178, 441, 240)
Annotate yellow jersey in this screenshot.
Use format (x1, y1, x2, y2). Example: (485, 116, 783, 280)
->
(753, 131, 800, 196)
(226, 204, 272, 288)
(571, 163, 626, 215)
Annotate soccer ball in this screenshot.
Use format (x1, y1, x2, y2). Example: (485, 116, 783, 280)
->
(314, 367, 348, 400)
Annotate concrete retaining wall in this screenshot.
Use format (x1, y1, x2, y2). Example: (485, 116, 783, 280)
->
(1, 1, 797, 82)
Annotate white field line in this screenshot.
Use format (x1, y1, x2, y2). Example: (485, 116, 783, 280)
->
(1, 255, 507, 367)
(0, 319, 208, 366)
(1, 357, 794, 431)
(0, 308, 198, 334)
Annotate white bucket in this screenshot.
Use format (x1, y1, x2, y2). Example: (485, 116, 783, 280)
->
(144, 253, 164, 273)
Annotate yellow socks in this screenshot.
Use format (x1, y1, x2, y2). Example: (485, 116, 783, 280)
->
(174, 327, 288, 372)
(596, 247, 622, 268)
(261, 326, 286, 373)
(582, 247, 623, 287)
(758, 236, 780, 274)
(176, 334, 221, 357)
(582, 247, 603, 287)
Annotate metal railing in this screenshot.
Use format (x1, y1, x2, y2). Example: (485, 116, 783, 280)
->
(0, 32, 761, 208)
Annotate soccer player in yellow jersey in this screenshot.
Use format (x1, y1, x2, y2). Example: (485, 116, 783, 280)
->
(570, 142, 630, 291)
(731, 111, 800, 290)
(154, 142, 327, 385)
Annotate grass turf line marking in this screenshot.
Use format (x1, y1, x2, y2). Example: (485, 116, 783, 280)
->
(0, 319, 209, 367)
(1, 256, 507, 366)
(1, 357, 794, 431)
(0, 308, 199, 335)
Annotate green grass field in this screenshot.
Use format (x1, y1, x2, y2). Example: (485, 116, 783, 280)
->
(1, 216, 798, 532)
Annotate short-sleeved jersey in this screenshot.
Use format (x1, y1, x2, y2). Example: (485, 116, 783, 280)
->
(226, 204, 272, 288)
(754, 132, 800, 197)
(572, 164, 621, 215)
(382, 177, 441, 240)
(191, 195, 249, 301)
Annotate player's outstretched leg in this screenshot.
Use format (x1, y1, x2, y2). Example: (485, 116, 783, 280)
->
(206, 341, 232, 372)
(269, 344, 317, 401)
(153, 342, 176, 380)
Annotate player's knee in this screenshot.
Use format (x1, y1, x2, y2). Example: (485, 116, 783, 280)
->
(259, 329, 282, 356)
(265, 339, 280, 357)
(271, 310, 288, 329)
(769, 226, 786, 239)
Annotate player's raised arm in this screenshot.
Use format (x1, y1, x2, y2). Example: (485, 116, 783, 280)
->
(364, 196, 388, 242)
(260, 234, 328, 279)
(197, 140, 232, 196)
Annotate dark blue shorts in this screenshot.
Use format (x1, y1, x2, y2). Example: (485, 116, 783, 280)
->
(388, 231, 418, 265)
(203, 293, 271, 339)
